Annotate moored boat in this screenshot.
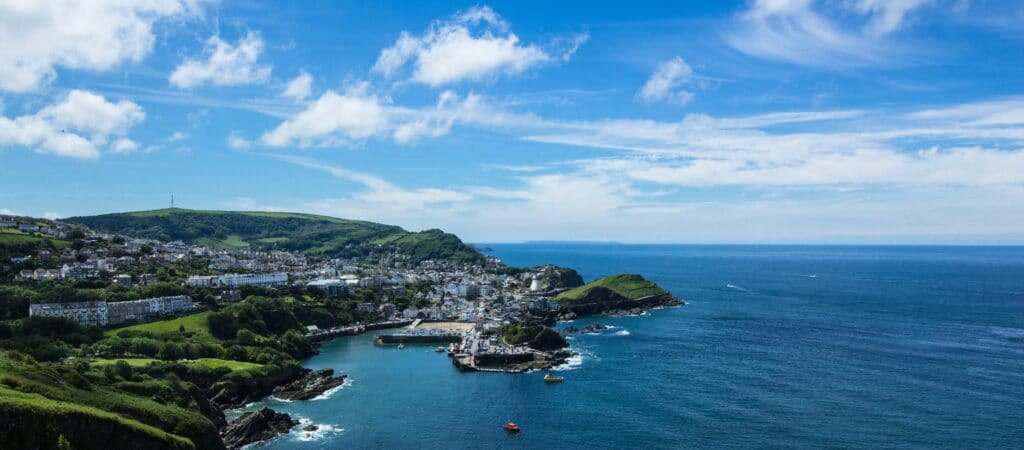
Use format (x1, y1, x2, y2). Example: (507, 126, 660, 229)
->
(544, 373, 564, 383)
(435, 346, 445, 352)
(504, 422, 521, 433)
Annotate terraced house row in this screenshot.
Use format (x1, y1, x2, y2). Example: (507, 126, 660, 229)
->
(28, 295, 197, 327)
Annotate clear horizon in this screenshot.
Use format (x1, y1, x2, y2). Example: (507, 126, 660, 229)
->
(2, 1, 1024, 244)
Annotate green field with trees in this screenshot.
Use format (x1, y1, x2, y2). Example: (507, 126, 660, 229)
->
(65, 208, 482, 263)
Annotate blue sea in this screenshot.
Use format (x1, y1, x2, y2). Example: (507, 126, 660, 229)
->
(240, 245, 1024, 449)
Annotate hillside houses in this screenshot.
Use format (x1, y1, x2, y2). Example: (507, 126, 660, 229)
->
(29, 296, 197, 327)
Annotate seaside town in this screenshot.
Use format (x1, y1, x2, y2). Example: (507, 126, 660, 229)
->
(0, 213, 597, 367)
(0, 210, 679, 448)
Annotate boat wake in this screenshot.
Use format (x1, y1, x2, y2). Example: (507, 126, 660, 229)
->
(725, 283, 749, 293)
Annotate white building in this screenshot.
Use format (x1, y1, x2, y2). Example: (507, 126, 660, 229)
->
(29, 301, 108, 327)
(186, 275, 219, 288)
(218, 273, 288, 288)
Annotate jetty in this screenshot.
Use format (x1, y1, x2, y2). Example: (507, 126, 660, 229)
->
(304, 320, 413, 342)
(449, 332, 567, 373)
(374, 320, 471, 345)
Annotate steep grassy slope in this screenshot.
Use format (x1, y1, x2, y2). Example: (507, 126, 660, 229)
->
(66, 208, 481, 263)
(0, 351, 221, 449)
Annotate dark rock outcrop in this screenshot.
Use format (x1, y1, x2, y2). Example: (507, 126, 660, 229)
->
(563, 325, 579, 333)
(583, 322, 607, 333)
(272, 368, 346, 401)
(221, 407, 297, 450)
(560, 288, 683, 318)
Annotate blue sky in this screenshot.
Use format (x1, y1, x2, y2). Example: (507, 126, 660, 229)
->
(1, 0, 1023, 243)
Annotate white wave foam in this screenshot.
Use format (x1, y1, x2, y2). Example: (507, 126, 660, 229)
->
(989, 326, 1024, 340)
(268, 396, 292, 403)
(290, 416, 344, 442)
(551, 353, 583, 371)
(612, 330, 631, 336)
(311, 377, 352, 401)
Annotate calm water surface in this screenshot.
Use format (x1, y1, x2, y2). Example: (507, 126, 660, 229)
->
(240, 245, 1024, 449)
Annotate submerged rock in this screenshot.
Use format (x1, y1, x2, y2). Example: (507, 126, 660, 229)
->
(563, 325, 579, 333)
(272, 368, 346, 401)
(222, 407, 297, 449)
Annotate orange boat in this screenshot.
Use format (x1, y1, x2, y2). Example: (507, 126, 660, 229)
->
(504, 422, 521, 433)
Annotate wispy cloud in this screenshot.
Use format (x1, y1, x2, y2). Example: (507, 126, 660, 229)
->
(724, 0, 933, 68)
(638, 57, 696, 105)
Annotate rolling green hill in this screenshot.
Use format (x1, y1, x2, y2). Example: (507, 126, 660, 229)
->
(65, 208, 482, 263)
(556, 274, 668, 304)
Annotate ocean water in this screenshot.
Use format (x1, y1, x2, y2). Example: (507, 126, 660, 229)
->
(241, 245, 1024, 449)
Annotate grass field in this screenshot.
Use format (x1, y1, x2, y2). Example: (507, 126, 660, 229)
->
(89, 358, 159, 367)
(0, 229, 70, 247)
(105, 311, 211, 337)
(254, 236, 289, 244)
(89, 357, 262, 371)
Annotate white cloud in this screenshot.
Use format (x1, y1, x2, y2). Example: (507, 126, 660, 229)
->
(110, 138, 140, 154)
(725, 0, 932, 68)
(167, 131, 188, 142)
(226, 132, 252, 149)
(0, 90, 145, 159)
(170, 31, 272, 89)
(0, 0, 199, 93)
(42, 211, 60, 220)
(372, 6, 577, 86)
(638, 57, 695, 105)
(281, 71, 313, 101)
(260, 84, 481, 147)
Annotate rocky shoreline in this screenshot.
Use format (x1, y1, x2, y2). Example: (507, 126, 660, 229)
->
(222, 407, 298, 450)
(272, 368, 347, 401)
(217, 367, 347, 448)
(556, 292, 684, 321)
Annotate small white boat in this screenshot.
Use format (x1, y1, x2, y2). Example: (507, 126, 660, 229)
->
(397, 343, 405, 349)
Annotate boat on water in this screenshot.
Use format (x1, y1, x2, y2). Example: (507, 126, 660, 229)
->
(435, 346, 445, 352)
(504, 422, 521, 433)
(397, 343, 404, 349)
(544, 373, 564, 383)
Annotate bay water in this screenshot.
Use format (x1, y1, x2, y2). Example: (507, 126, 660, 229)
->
(239, 244, 1024, 449)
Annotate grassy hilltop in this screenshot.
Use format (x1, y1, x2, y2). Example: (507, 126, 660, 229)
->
(557, 274, 668, 303)
(65, 208, 482, 263)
